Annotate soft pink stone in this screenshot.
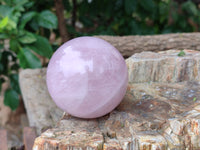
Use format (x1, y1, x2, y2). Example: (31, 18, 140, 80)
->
(46, 37, 128, 118)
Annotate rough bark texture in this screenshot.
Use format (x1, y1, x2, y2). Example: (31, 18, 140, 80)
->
(54, 0, 69, 43)
(20, 50, 200, 149)
(96, 33, 200, 58)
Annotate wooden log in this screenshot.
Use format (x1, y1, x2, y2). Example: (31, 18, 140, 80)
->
(0, 129, 7, 150)
(96, 33, 200, 58)
(23, 127, 37, 150)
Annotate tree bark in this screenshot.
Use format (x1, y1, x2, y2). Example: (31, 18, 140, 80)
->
(54, 0, 70, 43)
(96, 33, 200, 58)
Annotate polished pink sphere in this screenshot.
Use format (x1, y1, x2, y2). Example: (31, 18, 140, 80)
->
(46, 37, 128, 118)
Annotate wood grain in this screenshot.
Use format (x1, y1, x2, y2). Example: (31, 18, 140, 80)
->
(96, 33, 200, 58)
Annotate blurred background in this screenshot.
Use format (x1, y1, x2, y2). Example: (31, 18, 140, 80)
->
(0, 0, 200, 149)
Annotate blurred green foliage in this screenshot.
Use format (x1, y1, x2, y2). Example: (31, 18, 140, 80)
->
(0, 0, 200, 110)
(67, 0, 200, 36)
(0, 0, 56, 110)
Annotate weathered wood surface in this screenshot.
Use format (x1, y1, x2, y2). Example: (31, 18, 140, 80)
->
(97, 33, 200, 58)
(19, 50, 200, 149)
(127, 49, 200, 83)
(33, 80, 200, 149)
(0, 129, 8, 150)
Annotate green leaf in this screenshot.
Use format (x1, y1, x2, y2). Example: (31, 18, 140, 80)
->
(130, 20, 141, 34)
(24, 1, 35, 9)
(19, 11, 37, 29)
(193, 97, 197, 102)
(13, 4, 25, 12)
(0, 43, 3, 49)
(3, 17, 17, 30)
(13, 0, 28, 5)
(27, 35, 53, 58)
(17, 47, 41, 68)
(178, 50, 185, 57)
(0, 33, 9, 39)
(37, 10, 58, 29)
(10, 39, 20, 52)
(10, 74, 21, 94)
(124, 0, 137, 15)
(0, 17, 8, 30)
(159, 2, 169, 23)
(19, 32, 37, 44)
(5, 0, 12, 5)
(9, 9, 21, 24)
(29, 18, 39, 31)
(182, 1, 198, 16)
(11, 0, 28, 14)
(0, 5, 12, 18)
(139, 0, 155, 12)
(8, 18, 17, 30)
(4, 89, 19, 111)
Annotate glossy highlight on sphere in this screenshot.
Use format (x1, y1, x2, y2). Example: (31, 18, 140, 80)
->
(46, 37, 128, 118)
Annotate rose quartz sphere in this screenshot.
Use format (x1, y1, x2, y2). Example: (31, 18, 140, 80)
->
(46, 37, 128, 118)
